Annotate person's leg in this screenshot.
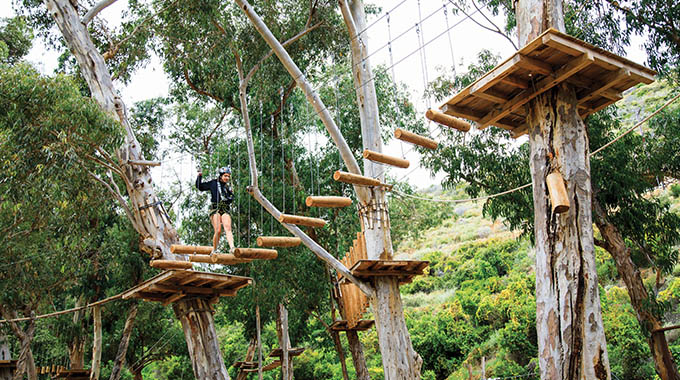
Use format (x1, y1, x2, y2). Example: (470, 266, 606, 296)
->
(211, 213, 222, 252)
(221, 213, 235, 251)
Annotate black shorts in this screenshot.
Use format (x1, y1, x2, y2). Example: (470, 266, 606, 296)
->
(210, 202, 231, 216)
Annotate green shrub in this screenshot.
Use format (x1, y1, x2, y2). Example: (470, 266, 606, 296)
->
(670, 183, 680, 198)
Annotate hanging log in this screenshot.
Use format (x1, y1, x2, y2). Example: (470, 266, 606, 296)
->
(546, 171, 570, 214)
(305, 196, 352, 208)
(256, 236, 302, 247)
(425, 109, 471, 132)
(149, 260, 193, 270)
(394, 128, 438, 150)
(362, 150, 410, 169)
(207, 253, 253, 265)
(278, 214, 327, 228)
(170, 244, 213, 255)
(333, 171, 390, 188)
(233, 248, 278, 260)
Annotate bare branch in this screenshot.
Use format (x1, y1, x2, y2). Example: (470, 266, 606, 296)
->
(449, 0, 518, 50)
(82, 0, 118, 25)
(183, 68, 225, 103)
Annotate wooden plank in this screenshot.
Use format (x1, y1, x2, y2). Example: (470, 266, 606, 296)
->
(479, 52, 594, 129)
(578, 68, 630, 105)
(469, 54, 522, 95)
(363, 149, 410, 169)
(500, 75, 529, 89)
(471, 89, 509, 104)
(278, 214, 327, 228)
(269, 347, 305, 358)
(516, 54, 553, 76)
(257, 236, 302, 247)
(440, 104, 484, 121)
(394, 128, 437, 150)
(162, 291, 186, 306)
(353, 270, 423, 277)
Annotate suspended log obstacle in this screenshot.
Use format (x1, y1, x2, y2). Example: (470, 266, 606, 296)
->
(121, 270, 252, 305)
(546, 172, 570, 214)
(438, 28, 655, 138)
(257, 236, 302, 247)
(305, 196, 352, 208)
(150, 260, 193, 270)
(425, 109, 471, 132)
(188, 254, 253, 265)
(278, 214, 327, 228)
(333, 171, 392, 190)
(362, 149, 410, 168)
(170, 244, 213, 255)
(233, 248, 278, 260)
(394, 128, 438, 150)
(336, 232, 372, 330)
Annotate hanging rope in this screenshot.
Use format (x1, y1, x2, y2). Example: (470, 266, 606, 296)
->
(442, 0, 457, 76)
(0, 294, 122, 324)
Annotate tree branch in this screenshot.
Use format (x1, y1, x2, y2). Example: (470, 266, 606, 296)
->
(449, 0, 518, 50)
(82, 0, 118, 25)
(183, 67, 225, 104)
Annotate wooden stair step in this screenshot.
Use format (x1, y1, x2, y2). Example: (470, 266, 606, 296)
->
(233, 248, 278, 260)
(394, 128, 438, 150)
(170, 244, 213, 255)
(305, 196, 352, 208)
(362, 149, 410, 168)
(149, 260, 193, 270)
(278, 214, 327, 228)
(425, 109, 471, 132)
(256, 236, 302, 247)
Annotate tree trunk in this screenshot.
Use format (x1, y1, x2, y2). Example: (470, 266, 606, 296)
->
(90, 306, 102, 380)
(330, 331, 351, 380)
(593, 200, 680, 380)
(44, 2, 231, 379)
(346, 330, 370, 380)
(276, 304, 293, 380)
(518, 1, 610, 379)
(109, 303, 138, 380)
(0, 307, 37, 380)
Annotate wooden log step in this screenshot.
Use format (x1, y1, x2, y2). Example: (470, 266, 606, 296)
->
(394, 128, 438, 150)
(279, 214, 327, 228)
(233, 248, 278, 260)
(149, 260, 193, 270)
(256, 236, 302, 247)
(305, 196, 352, 208)
(170, 244, 213, 255)
(333, 171, 392, 190)
(425, 109, 471, 132)
(362, 149, 410, 169)
(546, 172, 570, 214)
(188, 254, 252, 265)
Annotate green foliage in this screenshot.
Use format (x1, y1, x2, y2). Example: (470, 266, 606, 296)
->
(670, 183, 680, 198)
(0, 16, 33, 64)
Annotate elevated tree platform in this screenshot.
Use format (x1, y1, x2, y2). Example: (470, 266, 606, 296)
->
(345, 260, 429, 285)
(53, 368, 90, 379)
(329, 319, 375, 331)
(268, 347, 305, 358)
(121, 270, 252, 305)
(439, 28, 656, 138)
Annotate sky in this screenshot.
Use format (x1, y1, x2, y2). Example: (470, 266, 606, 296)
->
(1, 0, 649, 194)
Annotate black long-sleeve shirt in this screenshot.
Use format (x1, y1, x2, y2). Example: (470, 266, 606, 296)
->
(196, 175, 234, 205)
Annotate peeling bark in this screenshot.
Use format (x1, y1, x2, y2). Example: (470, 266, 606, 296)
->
(593, 200, 680, 380)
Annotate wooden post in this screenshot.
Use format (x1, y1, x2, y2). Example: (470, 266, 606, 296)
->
(425, 109, 471, 132)
(108, 302, 138, 380)
(278, 214, 327, 228)
(305, 196, 352, 208)
(256, 236, 302, 247)
(256, 304, 263, 380)
(362, 149, 410, 168)
(546, 171, 570, 213)
(481, 356, 485, 380)
(394, 128, 438, 150)
(517, 0, 610, 378)
(277, 304, 291, 380)
(90, 306, 102, 380)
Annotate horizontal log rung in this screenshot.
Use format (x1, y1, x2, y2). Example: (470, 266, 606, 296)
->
(333, 171, 392, 190)
(149, 260, 193, 270)
(279, 214, 327, 228)
(170, 244, 213, 255)
(233, 248, 278, 260)
(305, 196, 352, 208)
(362, 149, 410, 168)
(425, 109, 471, 132)
(256, 236, 302, 247)
(394, 128, 438, 150)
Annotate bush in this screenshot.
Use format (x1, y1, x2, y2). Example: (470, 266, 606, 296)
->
(671, 183, 680, 198)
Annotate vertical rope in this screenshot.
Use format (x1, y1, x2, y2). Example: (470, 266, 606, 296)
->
(443, 1, 457, 76)
(387, 12, 406, 159)
(290, 102, 296, 214)
(280, 88, 285, 215)
(237, 127, 241, 248)
(416, 0, 431, 109)
(259, 101, 263, 234)
(270, 115, 275, 235)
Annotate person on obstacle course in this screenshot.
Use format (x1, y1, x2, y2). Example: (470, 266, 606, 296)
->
(196, 166, 236, 253)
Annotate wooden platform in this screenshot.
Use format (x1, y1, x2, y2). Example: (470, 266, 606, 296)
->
(233, 361, 258, 369)
(347, 260, 429, 285)
(242, 361, 282, 372)
(330, 319, 375, 331)
(121, 270, 252, 305)
(268, 347, 305, 358)
(53, 368, 90, 379)
(439, 28, 655, 138)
